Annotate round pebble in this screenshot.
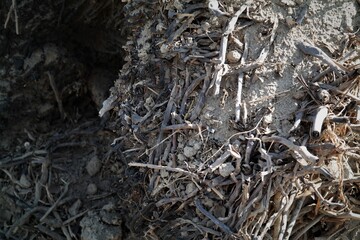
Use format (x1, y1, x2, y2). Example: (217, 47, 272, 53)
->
(86, 155, 102, 176)
(87, 183, 98, 195)
(227, 50, 241, 63)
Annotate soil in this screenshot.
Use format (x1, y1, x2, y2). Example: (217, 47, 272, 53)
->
(1, 0, 360, 240)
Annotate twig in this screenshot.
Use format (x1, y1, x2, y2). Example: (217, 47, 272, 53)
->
(129, 162, 199, 179)
(297, 41, 348, 75)
(190, 64, 212, 121)
(36, 224, 65, 240)
(155, 84, 179, 163)
(180, 75, 205, 115)
(262, 136, 318, 163)
(194, 199, 234, 235)
(212, 6, 247, 95)
(40, 181, 70, 222)
(277, 191, 297, 240)
(162, 123, 205, 131)
(284, 196, 305, 240)
(292, 215, 323, 240)
(4, 0, 19, 34)
(200, 117, 264, 171)
(209, 151, 231, 171)
(62, 210, 89, 226)
(47, 72, 65, 120)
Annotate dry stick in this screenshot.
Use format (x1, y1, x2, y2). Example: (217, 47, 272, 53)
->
(235, 18, 278, 122)
(190, 64, 212, 121)
(53, 211, 71, 240)
(292, 215, 323, 240)
(259, 195, 287, 239)
(277, 190, 297, 240)
(319, 82, 360, 102)
(36, 224, 65, 240)
(162, 123, 205, 131)
(297, 41, 349, 75)
(4, 0, 19, 34)
(47, 72, 65, 120)
(12, 0, 19, 34)
(209, 151, 231, 171)
(312, 49, 358, 82)
(213, 6, 247, 95)
(253, 178, 273, 236)
(200, 117, 264, 171)
(129, 162, 199, 179)
(180, 75, 206, 115)
(40, 181, 70, 222)
(155, 84, 178, 163)
(62, 210, 89, 226)
(262, 136, 318, 163)
(284, 196, 305, 240)
(235, 32, 249, 122)
(194, 199, 234, 235)
(6, 206, 46, 237)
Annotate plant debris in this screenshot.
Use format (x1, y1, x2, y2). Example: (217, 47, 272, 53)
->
(1, 0, 360, 239)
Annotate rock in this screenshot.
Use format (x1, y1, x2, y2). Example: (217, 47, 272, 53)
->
(226, 50, 241, 63)
(185, 182, 196, 195)
(19, 174, 31, 188)
(86, 155, 102, 176)
(87, 183, 98, 195)
(69, 199, 82, 216)
(219, 163, 235, 177)
(80, 211, 122, 240)
(183, 146, 197, 158)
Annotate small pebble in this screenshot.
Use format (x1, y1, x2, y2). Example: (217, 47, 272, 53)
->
(86, 183, 97, 195)
(86, 155, 102, 176)
(219, 163, 235, 177)
(19, 174, 31, 188)
(68, 199, 82, 216)
(227, 50, 241, 63)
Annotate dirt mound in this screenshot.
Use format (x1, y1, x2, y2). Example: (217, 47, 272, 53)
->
(1, 0, 360, 239)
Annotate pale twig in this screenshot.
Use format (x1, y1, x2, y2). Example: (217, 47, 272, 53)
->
(311, 106, 328, 138)
(284, 196, 305, 240)
(4, 0, 19, 34)
(128, 162, 199, 179)
(212, 6, 247, 95)
(209, 151, 231, 171)
(278, 191, 297, 240)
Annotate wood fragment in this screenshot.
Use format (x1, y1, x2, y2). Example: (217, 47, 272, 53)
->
(47, 72, 65, 120)
(297, 41, 348, 75)
(212, 6, 247, 95)
(262, 136, 319, 163)
(311, 106, 328, 138)
(129, 162, 199, 179)
(292, 215, 323, 240)
(40, 181, 70, 222)
(194, 199, 234, 235)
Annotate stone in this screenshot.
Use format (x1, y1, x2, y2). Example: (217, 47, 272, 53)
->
(86, 155, 102, 176)
(219, 163, 235, 177)
(226, 50, 241, 63)
(87, 183, 98, 195)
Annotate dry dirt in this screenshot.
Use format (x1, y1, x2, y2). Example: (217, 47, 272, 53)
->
(1, 0, 360, 240)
